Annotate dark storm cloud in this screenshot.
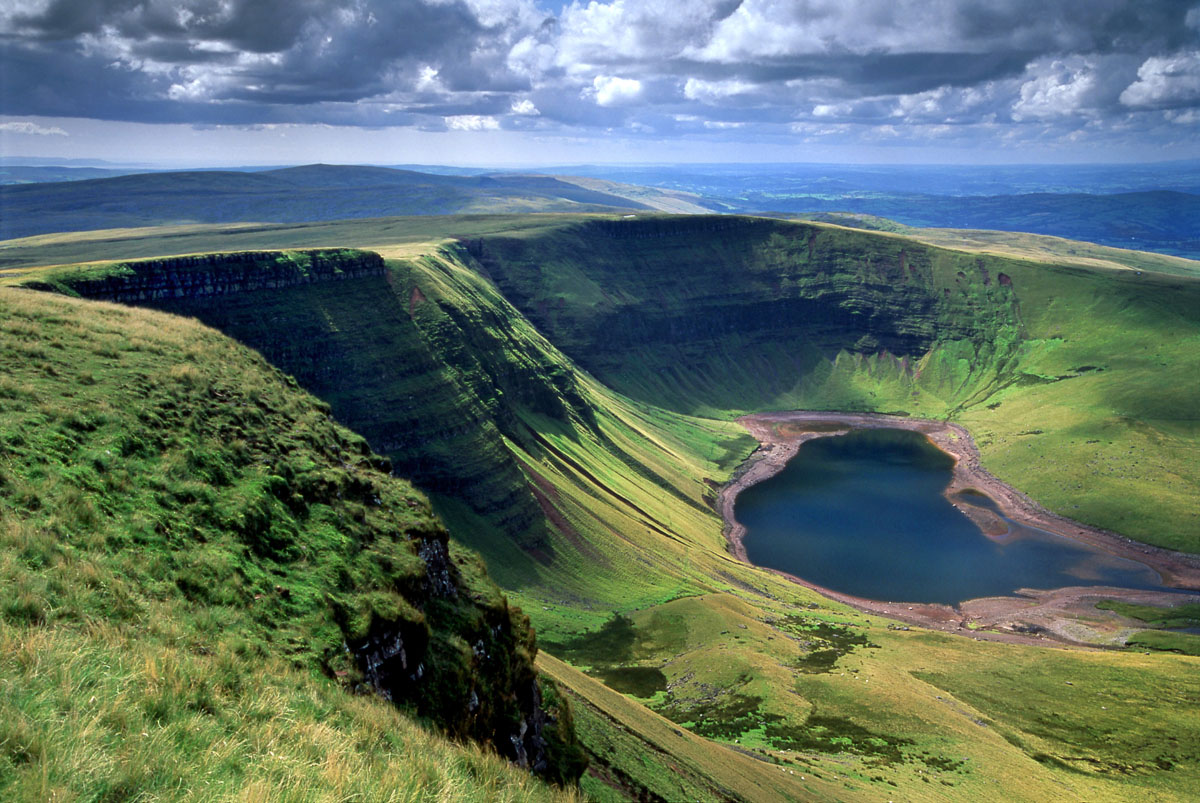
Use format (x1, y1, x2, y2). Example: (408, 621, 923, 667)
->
(13, 0, 332, 53)
(663, 50, 1036, 95)
(948, 0, 1196, 54)
(3, 0, 521, 120)
(2, 0, 1198, 146)
(0, 39, 169, 121)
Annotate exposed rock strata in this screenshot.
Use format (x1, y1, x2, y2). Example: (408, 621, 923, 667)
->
(48, 249, 386, 302)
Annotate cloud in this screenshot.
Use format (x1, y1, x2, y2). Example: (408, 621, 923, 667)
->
(1012, 58, 1099, 120)
(588, 75, 642, 106)
(510, 98, 539, 115)
(444, 114, 500, 130)
(557, 0, 737, 69)
(0, 120, 69, 135)
(683, 77, 753, 103)
(0, 0, 1197, 155)
(1121, 51, 1200, 109)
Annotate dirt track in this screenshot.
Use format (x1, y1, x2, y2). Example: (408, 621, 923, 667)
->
(719, 411, 1200, 647)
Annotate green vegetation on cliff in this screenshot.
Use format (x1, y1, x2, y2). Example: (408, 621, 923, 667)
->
(467, 215, 1023, 417)
(455, 216, 1200, 550)
(0, 286, 584, 800)
(6, 215, 1200, 801)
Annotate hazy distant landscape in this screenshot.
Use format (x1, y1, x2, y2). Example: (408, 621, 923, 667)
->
(6, 160, 1197, 258)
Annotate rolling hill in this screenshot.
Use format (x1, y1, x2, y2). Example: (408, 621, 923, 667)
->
(0, 164, 711, 240)
(541, 162, 1200, 259)
(780, 190, 1200, 259)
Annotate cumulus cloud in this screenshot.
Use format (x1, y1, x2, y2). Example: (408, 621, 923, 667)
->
(0, 120, 69, 135)
(588, 75, 642, 106)
(557, 0, 734, 69)
(0, 0, 1197, 153)
(510, 97, 539, 115)
(444, 114, 500, 130)
(1012, 59, 1099, 120)
(1121, 51, 1200, 109)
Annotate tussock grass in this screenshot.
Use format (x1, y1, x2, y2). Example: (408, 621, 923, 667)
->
(0, 619, 577, 802)
(0, 287, 578, 801)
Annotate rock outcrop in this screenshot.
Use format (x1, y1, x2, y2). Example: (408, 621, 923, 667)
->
(41, 249, 386, 303)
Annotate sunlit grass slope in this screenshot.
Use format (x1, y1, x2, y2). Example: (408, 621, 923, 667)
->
(8, 216, 1200, 801)
(0, 214, 599, 271)
(0, 287, 583, 800)
(15, 247, 760, 619)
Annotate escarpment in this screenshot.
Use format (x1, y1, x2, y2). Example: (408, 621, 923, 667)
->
(34, 220, 1034, 573)
(464, 216, 1025, 414)
(348, 530, 579, 779)
(35, 247, 642, 579)
(32, 249, 387, 302)
(0, 286, 587, 785)
(39, 249, 558, 556)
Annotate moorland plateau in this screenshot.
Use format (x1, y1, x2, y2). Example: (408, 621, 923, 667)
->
(2, 207, 1199, 801)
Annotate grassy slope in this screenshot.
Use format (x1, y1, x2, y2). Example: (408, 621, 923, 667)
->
(6, 218, 1200, 801)
(469, 216, 1200, 550)
(0, 214, 596, 271)
(469, 216, 1023, 418)
(953, 262, 1200, 548)
(0, 287, 580, 801)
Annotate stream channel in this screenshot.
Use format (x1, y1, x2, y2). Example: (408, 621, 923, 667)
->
(734, 428, 1167, 605)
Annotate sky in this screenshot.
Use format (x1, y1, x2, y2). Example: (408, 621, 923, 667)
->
(2, 0, 1199, 167)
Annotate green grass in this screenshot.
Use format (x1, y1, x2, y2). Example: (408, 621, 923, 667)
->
(913, 641, 1200, 781)
(1124, 630, 1200, 656)
(796, 215, 1200, 276)
(0, 214, 606, 271)
(0, 287, 582, 799)
(1096, 600, 1200, 629)
(7, 214, 1200, 801)
(0, 621, 578, 803)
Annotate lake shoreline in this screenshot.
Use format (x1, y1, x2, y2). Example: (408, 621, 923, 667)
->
(719, 410, 1200, 646)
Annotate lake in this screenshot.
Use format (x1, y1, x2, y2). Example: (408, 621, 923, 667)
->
(735, 428, 1165, 604)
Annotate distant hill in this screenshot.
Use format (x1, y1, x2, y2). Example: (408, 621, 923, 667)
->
(0, 164, 687, 238)
(795, 212, 1200, 277)
(0, 165, 152, 184)
(778, 190, 1200, 259)
(536, 163, 1200, 259)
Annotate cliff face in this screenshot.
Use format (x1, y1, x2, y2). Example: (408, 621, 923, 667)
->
(33, 249, 387, 302)
(0, 283, 586, 786)
(465, 216, 1025, 415)
(349, 533, 575, 779)
(42, 249, 555, 556)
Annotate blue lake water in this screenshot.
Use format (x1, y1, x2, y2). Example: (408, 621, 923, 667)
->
(735, 428, 1166, 605)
